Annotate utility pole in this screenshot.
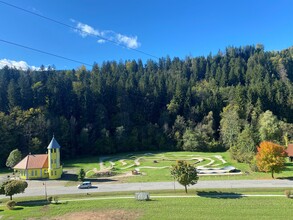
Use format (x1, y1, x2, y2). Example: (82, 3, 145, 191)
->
(43, 182, 47, 200)
(174, 177, 176, 191)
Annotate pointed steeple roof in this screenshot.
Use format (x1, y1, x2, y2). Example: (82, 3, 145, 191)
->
(47, 136, 61, 149)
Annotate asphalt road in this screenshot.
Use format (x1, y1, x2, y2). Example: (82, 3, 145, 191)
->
(1, 179, 293, 199)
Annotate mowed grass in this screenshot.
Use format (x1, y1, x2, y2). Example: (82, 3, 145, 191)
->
(1, 194, 293, 220)
(63, 156, 100, 177)
(62, 151, 293, 183)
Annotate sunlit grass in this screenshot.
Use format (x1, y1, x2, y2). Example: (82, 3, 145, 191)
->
(62, 151, 293, 183)
(64, 156, 100, 172)
(1, 190, 293, 220)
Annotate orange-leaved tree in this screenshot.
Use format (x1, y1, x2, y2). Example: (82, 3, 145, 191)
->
(256, 141, 287, 179)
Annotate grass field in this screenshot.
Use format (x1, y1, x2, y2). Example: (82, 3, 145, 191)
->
(62, 151, 293, 183)
(2, 151, 293, 219)
(64, 156, 101, 172)
(1, 189, 293, 220)
(2, 151, 293, 186)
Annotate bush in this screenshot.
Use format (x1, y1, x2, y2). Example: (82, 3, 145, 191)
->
(77, 169, 86, 181)
(53, 196, 59, 204)
(285, 190, 291, 198)
(6, 200, 16, 210)
(47, 196, 53, 203)
(230, 147, 254, 164)
(249, 158, 259, 172)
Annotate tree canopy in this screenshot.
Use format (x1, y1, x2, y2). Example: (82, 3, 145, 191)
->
(0, 45, 293, 166)
(0, 180, 28, 200)
(6, 149, 22, 168)
(256, 141, 287, 178)
(78, 168, 86, 181)
(171, 160, 198, 193)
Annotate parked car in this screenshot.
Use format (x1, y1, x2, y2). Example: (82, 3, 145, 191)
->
(77, 181, 92, 189)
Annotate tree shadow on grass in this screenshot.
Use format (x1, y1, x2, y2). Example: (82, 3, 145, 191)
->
(12, 207, 23, 210)
(277, 176, 293, 181)
(197, 191, 243, 199)
(135, 199, 157, 202)
(85, 178, 118, 183)
(61, 173, 78, 181)
(17, 200, 49, 207)
(62, 172, 118, 183)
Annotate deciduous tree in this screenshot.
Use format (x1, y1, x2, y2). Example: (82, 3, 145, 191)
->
(230, 125, 257, 163)
(256, 141, 287, 178)
(0, 180, 28, 200)
(170, 160, 198, 193)
(182, 129, 204, 152)
(258, 110, 281, 142)
(220, 104, 241, 149)
(6, 149, 22, 169)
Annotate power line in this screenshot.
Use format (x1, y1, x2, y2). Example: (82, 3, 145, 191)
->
(0, 0, 159, 60)
(0, 38, 93, 67)
(0, 57, 171, 106)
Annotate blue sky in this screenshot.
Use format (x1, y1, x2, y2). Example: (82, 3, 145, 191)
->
(0, 0, 293, 70)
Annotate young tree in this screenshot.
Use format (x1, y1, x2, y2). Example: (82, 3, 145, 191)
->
(6, 149, 22, 169)
(78, 168, 86, 181)
(256, 141, 287, 178)
(220, 104, 241, 149)
(0, 180, 28, 200)
(170, 160, 198, 193)
(258, 110, 281, 142)
(230, 125, 257, 163)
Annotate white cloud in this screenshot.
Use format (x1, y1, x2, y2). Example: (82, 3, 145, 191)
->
(72, 20, 141, 49)
(117, 34, 140, 49)
(0, 59, 39, 71)
(76, 22, 99, 37)
(97, 39, 106, 44)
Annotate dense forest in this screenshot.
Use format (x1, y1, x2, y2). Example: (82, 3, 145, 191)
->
(0, 45, 293, 167)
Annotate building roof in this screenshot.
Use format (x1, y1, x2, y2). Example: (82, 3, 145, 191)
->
(286, 144, 293, 157)
(14, 154, 48, 169)
(47, 136, 61, 149)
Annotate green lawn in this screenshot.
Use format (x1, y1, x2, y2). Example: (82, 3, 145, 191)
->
(62, 151, 293, 183)
(63, 156, 100, 178)
(1, 190, 293, 220)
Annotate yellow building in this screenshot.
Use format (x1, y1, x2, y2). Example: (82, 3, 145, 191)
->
(14, 136, 63, 180)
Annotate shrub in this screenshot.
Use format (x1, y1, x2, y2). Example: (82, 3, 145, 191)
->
(6, 200, 16, 210)
(249, 158, 259, 172)
(47, 196, 53, 203)
(285, 190, 291, 198)
(77, 169, 86, 181)
(53, 196, 59, 204)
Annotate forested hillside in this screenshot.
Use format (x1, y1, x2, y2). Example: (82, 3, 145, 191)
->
(0, 45, 293, 167)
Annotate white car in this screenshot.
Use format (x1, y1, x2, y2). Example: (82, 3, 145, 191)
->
(77, 181, 92, 189)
